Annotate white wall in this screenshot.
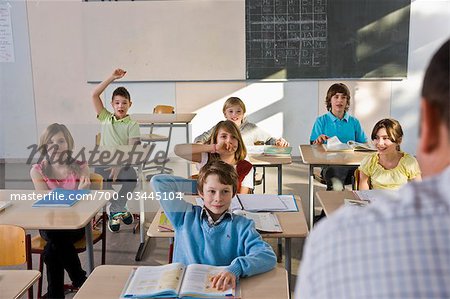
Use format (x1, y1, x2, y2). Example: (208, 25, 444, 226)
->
(1, 0, 449, 160)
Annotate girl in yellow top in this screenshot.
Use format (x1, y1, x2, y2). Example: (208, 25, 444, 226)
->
(358, 119, 421, 190)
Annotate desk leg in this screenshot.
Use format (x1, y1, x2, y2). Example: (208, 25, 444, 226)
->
(308, 165, 314, 229)
(135, 196, 149, 261)
(85, 222, 94, 274)
(186, 123, 191, 177)
(285, 238, 292, 293)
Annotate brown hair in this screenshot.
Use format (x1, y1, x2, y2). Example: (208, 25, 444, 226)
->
(325, 83, 351, 112)
(112, 86, 131, 101)
(371, 118, 403, 150)
(38, 123, 81, 176)
(222, 97, 246, 115)
(421, 39, 449, 135)
(207, 120, 247, 162)
(197, 160, 238, 196)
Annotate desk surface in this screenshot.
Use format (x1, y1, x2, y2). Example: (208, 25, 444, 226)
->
(148, 195, 308, 238)
(249, 154, 292, 166)
(0, 190, 108, 229)
(316, 190, 355, 216)
(130, 113, 196, 124)
(299, 144, 371, 165)
(73, 265, 288, 299)
(0, 270, 41, 299)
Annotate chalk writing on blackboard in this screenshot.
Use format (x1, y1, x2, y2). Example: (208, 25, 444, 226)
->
(246, 0, 328, 78)
(246, 0, 411, 79)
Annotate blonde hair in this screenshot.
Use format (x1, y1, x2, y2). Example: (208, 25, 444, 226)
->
(222, 97, 246, 115)
(207, 120, 247, 162)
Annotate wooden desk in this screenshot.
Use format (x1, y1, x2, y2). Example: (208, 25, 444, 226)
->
(316, 190, 355, 216)
(299, 145, 370, 228)
(248, 154, 292, 195)
(73, 265, 289, 299)
(147, 195, 308, 289)
(0, 270, 41, 299)
(0, 190, 108, 273)
(131, 113, 196, 153)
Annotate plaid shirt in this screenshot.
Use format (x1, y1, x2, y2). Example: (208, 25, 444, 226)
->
(296, 166, 450, 299)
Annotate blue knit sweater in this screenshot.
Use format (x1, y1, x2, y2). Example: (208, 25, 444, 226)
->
(151, 175, 277, 278)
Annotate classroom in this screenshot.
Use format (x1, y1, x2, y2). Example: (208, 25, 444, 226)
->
(1, 0, 449, 298)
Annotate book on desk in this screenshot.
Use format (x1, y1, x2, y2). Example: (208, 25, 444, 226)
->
(32, 189, 90, 207)
(120, 263, 238, 299)
(323, 136, 376, 152)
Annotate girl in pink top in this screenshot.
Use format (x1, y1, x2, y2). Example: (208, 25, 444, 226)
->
(30, 123, 90, 299)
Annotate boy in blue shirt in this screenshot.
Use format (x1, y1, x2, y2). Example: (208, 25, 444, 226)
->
(310, 83, 367, 192)
(92, 68, 141, 232)
(150, 160, 276, 290)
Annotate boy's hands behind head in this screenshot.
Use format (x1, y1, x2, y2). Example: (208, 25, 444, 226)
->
(210, 271, 236, 291)
(112, 68, 126, 80)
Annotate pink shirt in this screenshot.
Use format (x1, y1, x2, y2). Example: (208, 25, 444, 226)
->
(32, 160, 87, 190)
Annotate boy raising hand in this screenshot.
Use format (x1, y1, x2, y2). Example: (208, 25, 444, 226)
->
(92, 68, 141, 232)
(151, 161, 276, 291)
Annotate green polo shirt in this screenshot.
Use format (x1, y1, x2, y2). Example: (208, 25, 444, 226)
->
(97, 108, 141, 146)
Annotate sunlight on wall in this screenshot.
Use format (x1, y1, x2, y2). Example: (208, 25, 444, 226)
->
(256, 112, 284, 138)
(354, 86, 378, 118)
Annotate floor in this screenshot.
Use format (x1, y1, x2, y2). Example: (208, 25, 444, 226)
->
(3, 156, 328, 298)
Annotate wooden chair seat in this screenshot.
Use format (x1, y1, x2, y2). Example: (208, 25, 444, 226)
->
(31, 229, 103, 253)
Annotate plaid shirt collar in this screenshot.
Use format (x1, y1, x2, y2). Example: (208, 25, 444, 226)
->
(200, 207, 233, 226)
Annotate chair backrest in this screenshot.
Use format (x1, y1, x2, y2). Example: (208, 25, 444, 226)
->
(153, 105, 174, 114)
(0, 225, 30, 266)
(90, 172, 103, 190)
(95, 133, 101, 146)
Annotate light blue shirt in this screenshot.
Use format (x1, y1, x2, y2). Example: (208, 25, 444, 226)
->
(150, 174, 276, 278)
(295, 166, 450, 299)
(310, 112, 367, 143)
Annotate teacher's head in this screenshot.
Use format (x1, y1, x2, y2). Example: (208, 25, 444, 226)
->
(417, 39, 450, 177)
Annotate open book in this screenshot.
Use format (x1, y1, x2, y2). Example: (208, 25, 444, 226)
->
(232, 210, 282, 233)
(158, 212, 174, 232)
(120, 263, 238, 299)
(323, 136, 376, 152)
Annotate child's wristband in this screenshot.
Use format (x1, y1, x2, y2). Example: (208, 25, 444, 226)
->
(211, 144, 217, 154)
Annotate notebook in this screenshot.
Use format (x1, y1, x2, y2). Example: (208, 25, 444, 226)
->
(32, 189, 90, 207)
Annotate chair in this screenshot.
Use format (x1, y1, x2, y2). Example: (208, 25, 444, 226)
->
(141, 105, 175, 176)
(31, 172, 107, 299)
(0, 225, 33, 299)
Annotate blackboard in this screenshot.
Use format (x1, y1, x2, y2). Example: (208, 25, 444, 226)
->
(246, 0, 411, 79)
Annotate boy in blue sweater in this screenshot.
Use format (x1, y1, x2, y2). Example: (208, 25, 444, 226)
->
(150, 160, 276, 291)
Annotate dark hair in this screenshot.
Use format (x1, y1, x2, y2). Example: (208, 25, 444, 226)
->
(325, 83, 351, 112)
(223, 97, 246, 114)
(421, 39, 449, 133)
(197, 160, 238, 196)
(112, 86, 131, 101)
(371, 118, 403, 151)
(207, 120, 247, 162)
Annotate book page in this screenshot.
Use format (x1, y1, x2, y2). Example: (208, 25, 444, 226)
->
(353, 190, 398, 203)
(347, 141, 377, 151)
(122, 263, 185, 298)
(180, 264, 234, 297)
(233, 211, 282, 232)
(323, 136, 352, 152)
